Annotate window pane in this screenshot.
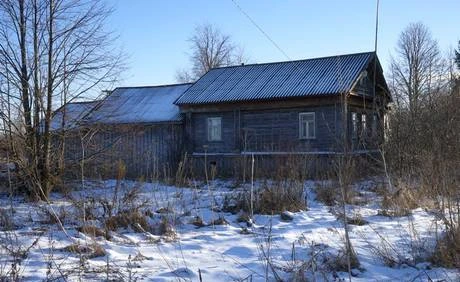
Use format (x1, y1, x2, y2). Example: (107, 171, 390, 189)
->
(301, 122, 307, 138)
(299, 112, 315, 139)
(362, 114, 367, 137)
(208, 117, 221, 141)
(351, 112, 357, 138)
(308, 121, 315, 138)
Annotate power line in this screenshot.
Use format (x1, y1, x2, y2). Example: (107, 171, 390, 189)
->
(230, 0, 291, 61)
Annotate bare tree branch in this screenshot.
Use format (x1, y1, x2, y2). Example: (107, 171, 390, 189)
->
(176, 23, 248, 83)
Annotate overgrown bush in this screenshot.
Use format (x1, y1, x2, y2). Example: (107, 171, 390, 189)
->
(380, 185, 420, 217)
(77, 225, 109, 239)
(63, 243, 106, 259)
(326, 245, 360, 272)
(223, 180, 306, 215)
(0, 209, 15, 231)
(105, 211, 149, 233)
(315, 182, 338, 206)
(431, 226, 460, 268)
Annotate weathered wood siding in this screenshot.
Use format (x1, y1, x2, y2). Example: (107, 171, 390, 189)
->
(191, 111, 237, 153)
(189, 100, 343, 154)
(241, 106, 340, 152)
(60, 123, 183, 179)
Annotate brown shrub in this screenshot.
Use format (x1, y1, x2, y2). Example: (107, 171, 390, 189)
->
(236, 212, 251, 224)
(77, 225, 110, 240)
(0, 208, 15, 231)
(327, 245, 360, 272)
(224, 180, 306, 215)
(39, 205, 68, 225)
(315, 184, 337, 206)
(105, 211, 149, 233)
(335, 212, 368, 226)
(64, 243, 106, 259)
(191, 216, 205, 228)
(157, 217, 177, 240)
(380, 185, 420, 217)
(431, 226, 460, 268)
(208, 217, 228, 226)
(377, 209, 411, 218)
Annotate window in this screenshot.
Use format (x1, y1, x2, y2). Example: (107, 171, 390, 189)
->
(351, 112, 358, 139)
(372, 114, 378, 137)
(207, 117, 222, 141)
(299, 112, 315, 139)
(361, 113, 367, 136)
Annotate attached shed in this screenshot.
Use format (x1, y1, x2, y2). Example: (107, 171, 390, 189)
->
(53, 83, 192, 179)
(81, 83, 192, 178)
(50, 101, 100, 131)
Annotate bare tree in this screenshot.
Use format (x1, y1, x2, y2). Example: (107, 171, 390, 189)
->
(389, 22, 444, 115)
(0, 0, 123, 200)
(384, 24, 459, 267)
(176, 23, 247, 82)
(455, 40, 460, 71)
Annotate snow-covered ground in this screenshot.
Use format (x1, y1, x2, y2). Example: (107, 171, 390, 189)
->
(0, 179, 458, 281)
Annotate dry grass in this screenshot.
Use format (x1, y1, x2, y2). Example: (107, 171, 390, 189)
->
(63, 243, 106, 259)
(209, 217, 228, 226)
(380, 185, 421, 217)
(315, 183, 338, 206)
(326, 245, 360, 272)
(0, 209, 15, 231)
(105, 211, 150, 233)
(77, 225, 110, 240)
(431, 226, 460, 268)
(314, 180, 363, 206)
(191, 216, 206, 228)
(156, 217, 177, 239)
(224, 180, 306, 215)
(38, 205, 69, 225)
(236, 212, 251, 224)
(335, 212, 368, 226)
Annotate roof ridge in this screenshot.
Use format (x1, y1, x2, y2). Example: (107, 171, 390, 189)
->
(211, 51, 375, 70)
(115, 82, 192, 90)
(65, 100, 100, 105)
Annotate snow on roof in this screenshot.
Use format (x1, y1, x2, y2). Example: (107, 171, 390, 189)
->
(50, 101, 99, 131)
(84, 83, 192, 124)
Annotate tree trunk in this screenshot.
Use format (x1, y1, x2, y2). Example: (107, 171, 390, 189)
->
(19, 0, 33, 157)
(41, 0, 55, 198)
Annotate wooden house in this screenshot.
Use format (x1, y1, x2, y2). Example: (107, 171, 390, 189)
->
(51, 52, 391, 179)
(175, 52, 391, 176)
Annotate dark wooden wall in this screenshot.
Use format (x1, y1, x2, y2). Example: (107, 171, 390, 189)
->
(189, 101, 343, 154)
(241, 106, 340, 152)
(191, 111, 238, 153)
(60, 123, 183, 179)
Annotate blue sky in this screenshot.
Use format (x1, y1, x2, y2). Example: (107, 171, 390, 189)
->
(108, 0, 459, 87)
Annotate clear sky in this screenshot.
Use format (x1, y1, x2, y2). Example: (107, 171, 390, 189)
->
(108, 0, 459, 87)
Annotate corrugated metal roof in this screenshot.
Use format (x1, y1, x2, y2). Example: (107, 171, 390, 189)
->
(175, 52, 375, 105)
(85, 83, 192, 124)
(50, 101, 99, 131)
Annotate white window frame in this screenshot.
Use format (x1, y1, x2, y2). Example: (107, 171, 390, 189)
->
(299, 112, 316, 139)
(361, 113, 367, 135)
(351, 112, 358, 139)
(372, 114, 378, 137)
(207, 117, 222, 141)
